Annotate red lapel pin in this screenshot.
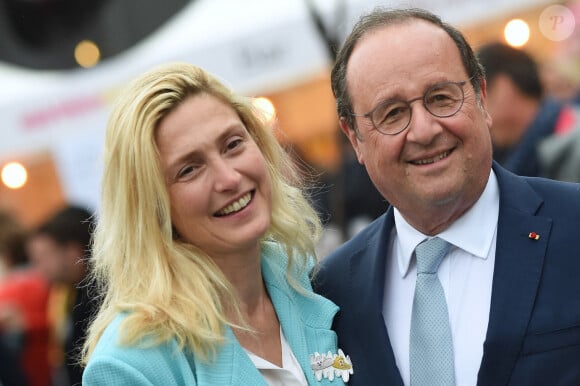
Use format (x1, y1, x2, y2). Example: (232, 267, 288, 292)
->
(528, 232, 540, 240)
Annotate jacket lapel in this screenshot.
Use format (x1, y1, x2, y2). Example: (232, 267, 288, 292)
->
(265, 281, 325, 384)
(261, 246, 344, 385)
(193, 327, 268, 386)
(477, 164, 551, 385)
(350, 211, 404, 385)
(194, 243, 344, 386)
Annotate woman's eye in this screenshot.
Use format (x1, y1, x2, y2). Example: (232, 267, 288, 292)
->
(177, 165, 197, 179)
(226, 137, 244, 151)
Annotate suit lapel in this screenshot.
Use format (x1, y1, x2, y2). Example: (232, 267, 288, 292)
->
(477, 165, 552, 385)
(350, 211, 404, 385)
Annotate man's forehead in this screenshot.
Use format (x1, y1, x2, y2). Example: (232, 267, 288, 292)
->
(348, 20, 451, 64)
(345, 21, 462, 99)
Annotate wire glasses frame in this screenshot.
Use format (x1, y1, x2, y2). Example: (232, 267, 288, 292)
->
(349, 79, 471, 135)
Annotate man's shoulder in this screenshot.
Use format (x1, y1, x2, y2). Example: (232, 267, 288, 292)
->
(496, 166, 580, 224)
(495, 161, 580, 202)
(526, 177, 580, 223)
(322, 214, 385, 267)
(524, 175, 580, 203)
(313, 214, 387, 297)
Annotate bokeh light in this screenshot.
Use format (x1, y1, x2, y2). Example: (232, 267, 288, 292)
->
(1, 162, 28, 189)
(252, 97, 276, 122)
(504, 19, 530, 47)
(74, 40, 101, 68)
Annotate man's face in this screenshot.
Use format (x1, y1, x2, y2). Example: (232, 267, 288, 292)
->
(27, 234, 85, 284)
(484, 74, 529, 148)
(341, 20, 493, 234)
(27, 234, 69, 283)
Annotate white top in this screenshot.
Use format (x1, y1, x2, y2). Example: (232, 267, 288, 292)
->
(245, 328, 308, 386)
(383, 169, 499, 386)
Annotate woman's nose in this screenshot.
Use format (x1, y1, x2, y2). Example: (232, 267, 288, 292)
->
(212, 159, 241, 192)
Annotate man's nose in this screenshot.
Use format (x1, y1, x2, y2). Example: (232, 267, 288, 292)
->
(405, 101, 444, 144)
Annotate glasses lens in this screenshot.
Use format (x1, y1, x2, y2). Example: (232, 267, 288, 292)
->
(424, 82, 464, 118)
(368, 81, 466, 135)
(371, 101, 411, 135)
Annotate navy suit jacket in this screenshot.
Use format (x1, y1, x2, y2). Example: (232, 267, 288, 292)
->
(314, 163, 580, 385)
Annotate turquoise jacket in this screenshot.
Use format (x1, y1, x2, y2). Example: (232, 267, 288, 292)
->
(83, 242, 349, 385)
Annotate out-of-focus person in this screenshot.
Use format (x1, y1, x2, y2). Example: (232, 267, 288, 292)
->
(81, 62, 350, 385)
(0, 339, 31, 386)
(477, 42, 580, 181)
(537, 61, 580, 183)
(540, 61, 580, 104)
(28, 205, 97, 386)
(0, 212, 51, 386)
(313, 7, 580, 385)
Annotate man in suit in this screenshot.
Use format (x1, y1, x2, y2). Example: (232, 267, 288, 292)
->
(313, 7, 580, 386)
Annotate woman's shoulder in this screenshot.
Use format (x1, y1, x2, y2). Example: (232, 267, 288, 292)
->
(84, 314, 197, 385)
(261, 241, 314, 281)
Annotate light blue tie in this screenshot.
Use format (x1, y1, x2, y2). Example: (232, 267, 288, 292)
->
(410, 237, 455, 386)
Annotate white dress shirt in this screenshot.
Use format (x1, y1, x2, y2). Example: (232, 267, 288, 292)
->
(383, 170, 499, 386)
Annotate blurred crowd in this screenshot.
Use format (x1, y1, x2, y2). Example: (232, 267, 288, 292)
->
(478, 41, 580, 183)
(0, 205, 97, 386)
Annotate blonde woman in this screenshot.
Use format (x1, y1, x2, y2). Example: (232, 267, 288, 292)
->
(82, 63, 353, 385)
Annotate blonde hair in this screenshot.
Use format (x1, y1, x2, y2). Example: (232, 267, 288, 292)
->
(82, 63, 322, 364)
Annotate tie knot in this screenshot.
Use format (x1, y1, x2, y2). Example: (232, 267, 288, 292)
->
(415, 237, 450, 274)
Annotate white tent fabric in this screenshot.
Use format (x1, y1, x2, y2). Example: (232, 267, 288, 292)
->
(0, 0, 555, 209)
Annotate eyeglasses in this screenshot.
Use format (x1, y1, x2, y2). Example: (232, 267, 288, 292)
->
(350, 80, 470, 135)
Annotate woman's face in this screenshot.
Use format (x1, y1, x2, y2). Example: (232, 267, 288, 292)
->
(156, 94, 272, 259)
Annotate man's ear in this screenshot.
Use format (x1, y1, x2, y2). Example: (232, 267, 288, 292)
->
(477, 77, 493, 128)
(339, 117, 365, 165)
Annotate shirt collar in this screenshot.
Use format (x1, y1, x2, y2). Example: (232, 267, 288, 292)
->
(394, 169, 499, 278)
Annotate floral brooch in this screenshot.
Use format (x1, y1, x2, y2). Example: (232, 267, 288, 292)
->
(310, 348, 353, 382)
